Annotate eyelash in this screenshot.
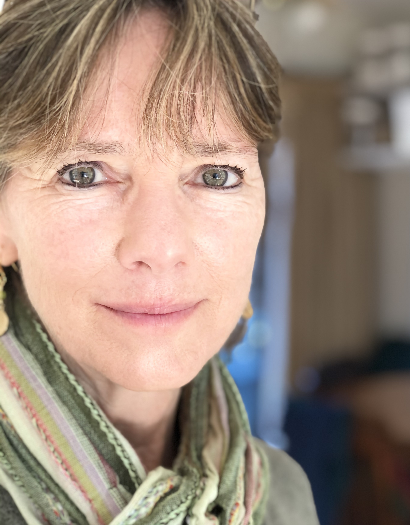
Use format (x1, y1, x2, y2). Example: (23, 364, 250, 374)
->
(56, 160, 103, 186)
(200, 164, 245, 191)
(56, 161, 245, 191)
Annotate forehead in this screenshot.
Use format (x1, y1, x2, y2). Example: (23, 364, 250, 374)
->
(81, 8, 254, 157)
(82, 9, 166, 141)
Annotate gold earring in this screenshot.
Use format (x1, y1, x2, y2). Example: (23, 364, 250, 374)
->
(242, 298, 253, 321)
(0, 266, 9, 336)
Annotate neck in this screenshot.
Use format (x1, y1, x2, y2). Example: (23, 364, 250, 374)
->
(58, 349, 182, 472)
(95, 386, 182, 472)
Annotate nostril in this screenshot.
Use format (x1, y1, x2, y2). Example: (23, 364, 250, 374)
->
(116, 235, 190, 275)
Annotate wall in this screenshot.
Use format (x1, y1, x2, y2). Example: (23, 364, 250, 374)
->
(279, 76, 379, 381)
(378, 170, 410, 337)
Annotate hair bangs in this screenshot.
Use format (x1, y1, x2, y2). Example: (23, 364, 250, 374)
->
(141, 0, 281, 155)
(0, 0, 281, 181)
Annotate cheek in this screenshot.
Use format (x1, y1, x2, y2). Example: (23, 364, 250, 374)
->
(193, 189, 265, 300)
(12, 198, 115, 305)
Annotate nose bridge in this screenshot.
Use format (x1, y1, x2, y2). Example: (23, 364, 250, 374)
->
(116, 181, 192, 274)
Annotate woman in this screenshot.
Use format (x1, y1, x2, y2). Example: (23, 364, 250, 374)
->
(0, 0, 318, 523)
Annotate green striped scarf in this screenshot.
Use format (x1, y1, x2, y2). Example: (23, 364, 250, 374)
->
(0, 283, 268, 525)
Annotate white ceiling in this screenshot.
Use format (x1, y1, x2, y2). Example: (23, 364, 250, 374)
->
(257, 0, 410, 75)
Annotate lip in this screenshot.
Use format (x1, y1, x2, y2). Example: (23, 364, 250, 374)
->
(97, 300, 202, 327)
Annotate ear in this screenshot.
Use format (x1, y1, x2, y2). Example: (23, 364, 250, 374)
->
(0, 235, 18, 267)
(0, 208, 18, 267)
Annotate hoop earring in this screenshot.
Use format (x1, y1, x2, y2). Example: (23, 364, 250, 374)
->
(241, 298, 253, 321)
(0, 265, 9, 336)
(223, 298, 254, 354)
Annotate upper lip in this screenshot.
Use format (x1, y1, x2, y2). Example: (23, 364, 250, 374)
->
(99, 301, 200, 315)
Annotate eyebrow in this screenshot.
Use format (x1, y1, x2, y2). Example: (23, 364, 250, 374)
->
(66, 141, 126, 155)
(190, 141, 257, 157)
(64, 140, 256, 158)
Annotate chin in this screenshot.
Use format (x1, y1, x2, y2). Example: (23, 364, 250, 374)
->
(103, 359, 206, 392)
(89, 338, 217, 391)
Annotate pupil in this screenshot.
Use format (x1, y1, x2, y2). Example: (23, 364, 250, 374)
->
(203, 168, 228, 187)
(69, 166, 95, 186)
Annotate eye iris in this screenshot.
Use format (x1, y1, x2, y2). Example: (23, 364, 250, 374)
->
(69, 166, 95, 186)
(203, 168, 228, 187)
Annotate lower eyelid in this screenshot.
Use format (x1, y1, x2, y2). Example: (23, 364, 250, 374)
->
(210, 181, 243, 191)
(59, 181, 104, 190)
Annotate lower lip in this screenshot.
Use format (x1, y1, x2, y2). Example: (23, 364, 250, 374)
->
(98, 303, 200, 328)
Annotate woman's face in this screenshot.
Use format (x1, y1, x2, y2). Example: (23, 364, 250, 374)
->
(0, 10, 265, 391)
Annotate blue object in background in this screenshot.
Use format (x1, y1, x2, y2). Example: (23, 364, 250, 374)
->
(220, 310, 264, 434)
(256, 140, 295, 449)
(284, 398, 353, 525)
(220, 139, 295, 444)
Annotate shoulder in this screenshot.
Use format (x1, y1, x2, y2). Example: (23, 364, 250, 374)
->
(0, 485, 27, 525)
(253, 438, 319, 525)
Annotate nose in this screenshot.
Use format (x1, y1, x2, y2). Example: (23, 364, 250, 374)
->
(116, 184, 194, 275)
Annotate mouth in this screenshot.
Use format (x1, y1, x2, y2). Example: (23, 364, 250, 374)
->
(97, 300, 202, 327)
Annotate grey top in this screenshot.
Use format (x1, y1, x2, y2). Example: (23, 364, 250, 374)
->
(0, 439, 319, 525)
(256, 439, 319, 525)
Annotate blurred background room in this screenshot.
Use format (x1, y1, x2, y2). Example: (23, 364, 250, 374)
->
(222, 0, 410, 524)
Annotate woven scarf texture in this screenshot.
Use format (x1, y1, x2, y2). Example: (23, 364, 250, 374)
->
(0, 280, 268, 525)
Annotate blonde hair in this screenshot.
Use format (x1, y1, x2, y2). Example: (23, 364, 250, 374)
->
(0, 0, 281, 182)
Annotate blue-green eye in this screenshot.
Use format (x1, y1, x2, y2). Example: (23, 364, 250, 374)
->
(69, 166, 96, 186)
(58, 162, 106, 189)
(202, 168, 228, 187)
(200, 165, 245, 189)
